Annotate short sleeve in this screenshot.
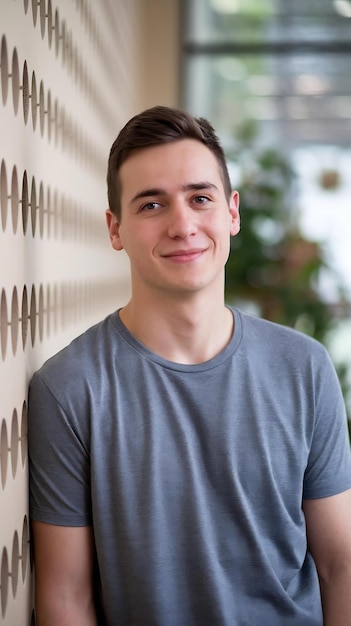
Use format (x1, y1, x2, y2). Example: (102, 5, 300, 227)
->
(303, 348, 351, 499)
(28, 371, 92, 526)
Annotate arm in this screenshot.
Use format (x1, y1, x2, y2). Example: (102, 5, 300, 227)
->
(32, 521, 98, 626)
(303, 488, 351, 626)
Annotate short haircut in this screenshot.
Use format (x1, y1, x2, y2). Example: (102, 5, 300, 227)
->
(107, 105, 232, 220)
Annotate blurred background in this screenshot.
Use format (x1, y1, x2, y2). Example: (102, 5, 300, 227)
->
(183, 0, 351, 422)
(0, 1, 350, 622)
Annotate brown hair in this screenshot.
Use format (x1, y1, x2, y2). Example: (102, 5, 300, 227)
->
(107, 105, 232, 220)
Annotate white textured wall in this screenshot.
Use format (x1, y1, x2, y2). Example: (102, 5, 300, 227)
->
(0, 1, 140, 623)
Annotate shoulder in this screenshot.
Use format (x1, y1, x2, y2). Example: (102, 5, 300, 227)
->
(30, 312, 119, 401)
(235, 307, 327, 352)
(232, 307, 334, 376)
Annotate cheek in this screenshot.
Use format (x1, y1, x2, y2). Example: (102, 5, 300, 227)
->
(123, 232, 155, 260)
(211, 216, 233, 241)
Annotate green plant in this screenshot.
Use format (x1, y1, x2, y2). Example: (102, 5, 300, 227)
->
(225, 120, 350, 426)
(226, 120, 338, 339)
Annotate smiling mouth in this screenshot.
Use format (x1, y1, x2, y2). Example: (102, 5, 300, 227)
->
(162, 249, 206, 262)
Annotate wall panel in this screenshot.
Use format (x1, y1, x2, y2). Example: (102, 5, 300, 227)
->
(0, 1, 137, 622)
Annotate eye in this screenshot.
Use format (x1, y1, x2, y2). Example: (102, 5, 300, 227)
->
(193, 195, 210, 205)
(140, 201, 162, 212)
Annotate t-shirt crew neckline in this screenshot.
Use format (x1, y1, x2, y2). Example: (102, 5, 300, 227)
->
(110, 306, 243, 373)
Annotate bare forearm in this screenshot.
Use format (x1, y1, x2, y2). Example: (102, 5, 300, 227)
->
(320, 569, 351, 626)
(35, 598, 98, 626)
(36, 613, 98, 626)
(33, 523, 98, 625)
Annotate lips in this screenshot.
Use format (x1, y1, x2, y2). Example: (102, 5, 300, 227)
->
(161, 248, 206, 262)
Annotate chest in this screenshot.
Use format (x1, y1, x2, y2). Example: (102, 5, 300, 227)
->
(89, 361, 312, 516)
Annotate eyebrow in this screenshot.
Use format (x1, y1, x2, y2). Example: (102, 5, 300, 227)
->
(130, 181, 219, 205)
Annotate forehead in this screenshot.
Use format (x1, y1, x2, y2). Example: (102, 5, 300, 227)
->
(119, 139, 224, 193)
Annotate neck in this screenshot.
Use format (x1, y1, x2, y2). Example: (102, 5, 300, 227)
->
(119, 289, 234, 365)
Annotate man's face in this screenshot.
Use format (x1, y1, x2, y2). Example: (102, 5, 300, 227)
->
(106, 139, 240, 299)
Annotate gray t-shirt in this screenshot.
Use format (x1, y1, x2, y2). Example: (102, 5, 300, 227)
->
(29, 308, 351, 625)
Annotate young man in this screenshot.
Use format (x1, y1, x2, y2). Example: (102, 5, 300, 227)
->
(29, 106, 351, 625)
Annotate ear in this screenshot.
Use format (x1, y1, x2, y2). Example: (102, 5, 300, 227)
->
(229, 190, 240, 237)
(106, 209, 124, 251)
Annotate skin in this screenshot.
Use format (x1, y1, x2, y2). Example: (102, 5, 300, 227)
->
(303, 490, 351, 625)
(106, 139, 240, 364)
(32, 138, 351, 624)
(32, 523, 97, 625)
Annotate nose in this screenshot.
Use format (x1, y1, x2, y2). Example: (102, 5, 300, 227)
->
(167, 202, 197, 239)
